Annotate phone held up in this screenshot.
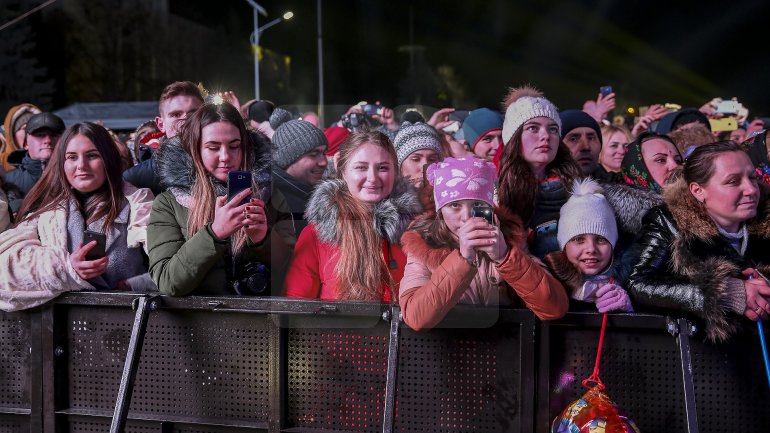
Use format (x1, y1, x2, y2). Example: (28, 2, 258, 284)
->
(228, 170, 252, 206)
(471, 206, 494, 224)
(599, 85, 613, 97)
(83, 230, 107, 261)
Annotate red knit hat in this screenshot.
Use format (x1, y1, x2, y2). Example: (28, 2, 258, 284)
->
(324, 126, 350, 157)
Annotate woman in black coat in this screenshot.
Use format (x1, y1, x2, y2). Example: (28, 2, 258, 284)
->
(625, 141, 770, 341)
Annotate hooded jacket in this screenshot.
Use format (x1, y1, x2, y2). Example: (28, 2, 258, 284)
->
(148, 131, 272, 296)
(0, 183, 153, 311)
(284, 177, 422, 301)
(624, 176, 770, 341)
(1, 103, 39, 172)
(399, 209, 568, 331)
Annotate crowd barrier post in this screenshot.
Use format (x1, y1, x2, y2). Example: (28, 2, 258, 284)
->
(671, 317, 700, 433)
(109, 295, 161, 433)
(381, 307, 402, 433)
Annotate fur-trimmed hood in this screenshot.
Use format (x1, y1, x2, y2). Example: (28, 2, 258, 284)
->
(304, 177, 422, 245)
(663, 175, 770, 241)
(155, 129, 271, 208)
(603, 182, 663, 235)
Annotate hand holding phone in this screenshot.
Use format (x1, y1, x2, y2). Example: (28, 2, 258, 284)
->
(70, 231, 108, 280)
(83, 230, 106, 261)
(471, 205, 494, 224)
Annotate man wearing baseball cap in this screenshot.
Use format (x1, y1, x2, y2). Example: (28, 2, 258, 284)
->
(4, 112, 65, 214)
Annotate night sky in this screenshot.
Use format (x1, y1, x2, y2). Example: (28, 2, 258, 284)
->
(8, 0, 770, 120)
(170, 0, 770, 117)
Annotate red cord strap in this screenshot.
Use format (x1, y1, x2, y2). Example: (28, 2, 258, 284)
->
(581, 277, 613, 390)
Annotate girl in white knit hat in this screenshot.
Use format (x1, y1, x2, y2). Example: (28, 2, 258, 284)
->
(544, 178, 633, 313)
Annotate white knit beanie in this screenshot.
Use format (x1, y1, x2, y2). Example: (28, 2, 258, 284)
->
(557, 178, 618, 250)
(501, 85, 561, 145)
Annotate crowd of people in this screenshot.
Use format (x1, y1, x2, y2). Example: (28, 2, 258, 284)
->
(1, 80, 769, 341)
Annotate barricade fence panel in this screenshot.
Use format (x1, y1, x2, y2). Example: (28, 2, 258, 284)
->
(394, 309, 535, 433)
(0, 293, 769, 433)
(539, 314, 687, 433)
(689, 329, 770, 433)
(0, 311, 31, 411)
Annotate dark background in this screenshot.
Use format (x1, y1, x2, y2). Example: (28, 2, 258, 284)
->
(2, 0, 770, 122)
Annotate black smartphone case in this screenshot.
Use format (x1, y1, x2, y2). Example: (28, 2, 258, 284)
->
(228, 170, 252, 206)
(83, 230, 106, 261)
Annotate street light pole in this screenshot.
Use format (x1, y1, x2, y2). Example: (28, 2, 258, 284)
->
(244, 1, 267, 100)
(244, 2, 293, 101)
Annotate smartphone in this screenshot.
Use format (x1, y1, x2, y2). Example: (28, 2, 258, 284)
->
(362, 103, 383, 117)
(716, 100, 740, 114)
(83, 230, 106, 261)
(471, 206, 494, 224)
(448, 110, 471, 122)
(709, 117, 738, 132)
(599, 85, 613, 97)
(228, 170, 252, 206)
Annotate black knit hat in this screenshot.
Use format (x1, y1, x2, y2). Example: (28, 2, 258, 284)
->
(272, 120, 328, 169)
(559, 109, 602, 144)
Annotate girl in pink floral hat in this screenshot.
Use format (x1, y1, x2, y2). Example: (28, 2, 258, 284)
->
(398, 157, 568, 331)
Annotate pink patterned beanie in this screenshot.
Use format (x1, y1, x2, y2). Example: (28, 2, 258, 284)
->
(426, 157, 496, 211)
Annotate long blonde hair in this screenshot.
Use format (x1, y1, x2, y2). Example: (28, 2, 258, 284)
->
(181, 103, 254, 255)
(333, 131, 399, 300)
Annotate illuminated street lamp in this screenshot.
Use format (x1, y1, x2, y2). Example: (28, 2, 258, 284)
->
(244, 1, 294, 100)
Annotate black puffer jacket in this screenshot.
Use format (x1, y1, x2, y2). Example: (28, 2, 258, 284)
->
(624, 176, 770, 341)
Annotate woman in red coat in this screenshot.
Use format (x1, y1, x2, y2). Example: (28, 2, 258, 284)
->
(284, 130, 422, 301)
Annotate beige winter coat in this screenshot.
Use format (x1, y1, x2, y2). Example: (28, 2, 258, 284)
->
(0, 183, 153, 311)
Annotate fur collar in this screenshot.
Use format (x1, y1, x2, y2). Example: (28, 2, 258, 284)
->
(663, 176, 770, 241)
(602, 182, 663, 234)
(304, 177, 422, 245)
(155, 130, 272, 208)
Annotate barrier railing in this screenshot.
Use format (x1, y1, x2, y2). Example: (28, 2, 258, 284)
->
(0, 292, 769, 433)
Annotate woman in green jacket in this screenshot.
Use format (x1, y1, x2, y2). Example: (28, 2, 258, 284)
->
(148, 102, 271, 296)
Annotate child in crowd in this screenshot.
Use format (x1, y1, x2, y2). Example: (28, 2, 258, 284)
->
(544, 178, 633, 313)
(399, 157, 568, 331)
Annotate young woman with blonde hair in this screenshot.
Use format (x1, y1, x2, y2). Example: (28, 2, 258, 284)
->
(284, 130, 422, 301)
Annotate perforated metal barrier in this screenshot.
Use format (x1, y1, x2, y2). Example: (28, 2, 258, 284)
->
(0, 293, 769, 433)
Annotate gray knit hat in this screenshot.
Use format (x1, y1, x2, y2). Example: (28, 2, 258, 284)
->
(272, 120, 329, 169)
(393, 122, 443, 168)
(269, 107, 293, 130)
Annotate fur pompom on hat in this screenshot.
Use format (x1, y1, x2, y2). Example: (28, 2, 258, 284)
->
(557, 177, 618, 250)
(501, 85, 561, 145)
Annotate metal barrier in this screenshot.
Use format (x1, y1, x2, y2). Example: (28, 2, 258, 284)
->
(1, 292, 769, 433)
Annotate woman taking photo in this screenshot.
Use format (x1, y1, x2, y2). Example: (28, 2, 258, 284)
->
(284, 130, 422, 301)
(626, 141, 770, 341)
(0, 122, 155, 311)
(399, 157, 568, 331)
(148, 102, 271, 296)
(497, 85, 582, 259)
